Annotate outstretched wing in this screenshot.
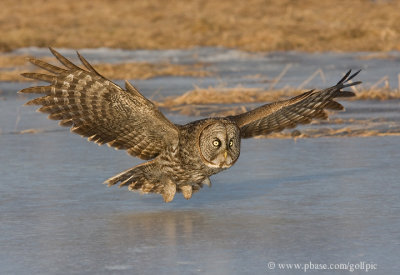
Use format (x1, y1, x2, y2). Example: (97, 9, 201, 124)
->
(19, 48, 179, 160)
(229, 70, 361, 138)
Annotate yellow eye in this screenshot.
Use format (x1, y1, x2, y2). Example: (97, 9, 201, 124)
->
(229, 139, 234, 147)
(213, 140, 221, 147)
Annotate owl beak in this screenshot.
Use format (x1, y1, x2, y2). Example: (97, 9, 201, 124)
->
(224, 150, 228, 159)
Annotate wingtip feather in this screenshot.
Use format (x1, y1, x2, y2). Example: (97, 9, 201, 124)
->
(348, 69, 362, 82)
(76, 51, 103, 77)
(21, 73, 55, 83)
(337, 69, 352, 85)
(49, 47, 80, 70)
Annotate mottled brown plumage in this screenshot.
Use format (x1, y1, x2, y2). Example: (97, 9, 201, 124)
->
(19, 48, 361, 202)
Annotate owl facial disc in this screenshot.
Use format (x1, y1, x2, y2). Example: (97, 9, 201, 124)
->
(198, 120, 240, 169)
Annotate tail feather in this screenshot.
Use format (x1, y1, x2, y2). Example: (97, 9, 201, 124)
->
(105, 161, 165, 195)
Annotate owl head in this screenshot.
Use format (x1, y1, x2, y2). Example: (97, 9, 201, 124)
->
(198, 120, 240, 169)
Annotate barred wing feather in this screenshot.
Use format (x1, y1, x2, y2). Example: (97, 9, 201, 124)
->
(19, 48, 179, 160)
(229, 70, 361, 138)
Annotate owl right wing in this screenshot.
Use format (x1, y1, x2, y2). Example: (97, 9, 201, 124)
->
(19, 48, 179, 160)
(228, 70, 361, 138)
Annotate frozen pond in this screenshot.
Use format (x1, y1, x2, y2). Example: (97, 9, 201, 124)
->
(1, 48, 400, 274)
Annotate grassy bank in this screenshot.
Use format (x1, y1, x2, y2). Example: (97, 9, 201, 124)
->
(0, 55, 210, 82)
(1, 0, 400, 52)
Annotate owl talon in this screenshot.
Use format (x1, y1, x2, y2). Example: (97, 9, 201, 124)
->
(181, 185, 193, 200)
(162, 180, 176, 203)
(202, 178, 212, 188)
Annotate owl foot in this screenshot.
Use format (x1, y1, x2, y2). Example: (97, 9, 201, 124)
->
(162, 180, 176, 203)
(202, 178, 212, 188)
(180, 185, 193, 200)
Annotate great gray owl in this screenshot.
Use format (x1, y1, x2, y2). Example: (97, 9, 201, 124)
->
(19, 48, 361, 202)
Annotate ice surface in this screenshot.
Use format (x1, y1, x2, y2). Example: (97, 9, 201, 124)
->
(1, 48, 399, 274)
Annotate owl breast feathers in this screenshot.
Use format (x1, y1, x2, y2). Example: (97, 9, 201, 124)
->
(19, 48, 361, 202)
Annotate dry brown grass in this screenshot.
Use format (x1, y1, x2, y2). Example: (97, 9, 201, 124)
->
(355, 88, 400, 100)
(159, 84, 400, 105)
(1, 0, 400, 52)
(159, 86, 289, 105)
(157, 66, 400, 111)
(95, 62, 210, 80)
(0, 55, 210, 82)
(264, 128, 400, 139)
(155, 80, 400, 117)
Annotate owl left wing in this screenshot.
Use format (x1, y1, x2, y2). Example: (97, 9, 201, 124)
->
(228, 70, 361, 138)
(19, 48, 179, 160)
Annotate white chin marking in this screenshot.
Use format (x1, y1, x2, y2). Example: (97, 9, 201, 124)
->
(205, 162, 220, 168)
(206, 162, 230, 169)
